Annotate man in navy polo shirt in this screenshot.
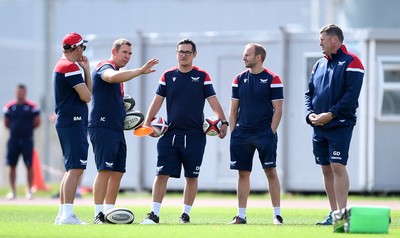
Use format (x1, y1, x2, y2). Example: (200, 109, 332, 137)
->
(89, 38, 159, 224)
(140, 39, 228, 224)
(229, 43, 284, 225)
(53, 32, 92, 225)
(3, 84, 40, 200)
(305, 24, 364, 225)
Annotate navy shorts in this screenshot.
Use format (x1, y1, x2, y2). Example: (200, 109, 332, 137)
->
(230, 127, 278, 172)
(89, 127, 126, 173)
(56, 126, 88, 171)
(312, 126, 354, 166)
(6, 136, 33, 167)
(156, 133, 206, 178)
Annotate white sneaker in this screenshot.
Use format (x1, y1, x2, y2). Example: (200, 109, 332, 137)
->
(273, 215, 284, 225)
(26, 192, 34, 200)
(140, 218, 158, 224)
(59, 214, 86, 225)
(54, 216, 60, 225)
(6, 192, 16, 200)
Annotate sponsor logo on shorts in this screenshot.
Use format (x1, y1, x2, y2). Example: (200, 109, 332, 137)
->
(331, 151, 342, 160)
(264, 162, 273, 166)
(105, 162, 113, 168)
(230, 161, 237, 166)
(193, 166, 200, 175)
(100, 117, 106, 122)
(80, 160, 87, 165)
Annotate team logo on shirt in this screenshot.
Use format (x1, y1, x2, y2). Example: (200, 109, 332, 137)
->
(100, 117, 106, 122)
(191, 77, 200, 82)
(338, 61, 346, 66)
(260, 78, 268, 83)
(244, 78, 248, 83)
(172, 77, 176, 82)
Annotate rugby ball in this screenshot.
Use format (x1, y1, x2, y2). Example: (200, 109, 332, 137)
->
(124, 110, 144, 130)
(105, 207, 134, 224)
(123, 95, 135, 111)
(203, 116, 222, 136)
(150, 116, 168, 136)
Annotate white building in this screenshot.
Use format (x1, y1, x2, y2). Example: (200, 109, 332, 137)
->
(1, 0, 399, 192)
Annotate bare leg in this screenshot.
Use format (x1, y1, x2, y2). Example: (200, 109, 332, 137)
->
(183, 177, 198, 206)
(321, 165, 338, 211)
(105, 172, 124, 204)
(93, 170, 112, 205)
(8, 166, 17, 194)
(63, 169, 84, 204)
(59, 172, 67, 205)
(331, 163, 349, 209)
(27, 166, 33, 192)
(264, 167, 281, 207)
(237, 171, 251, 208)
(152, 175, 169, 203)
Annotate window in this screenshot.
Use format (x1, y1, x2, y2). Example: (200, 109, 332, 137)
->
(377, 57, 400, 120)
(304, 53, 322, 86)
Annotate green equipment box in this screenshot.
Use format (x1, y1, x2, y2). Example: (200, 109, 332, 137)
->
(333, 205, 391, 234)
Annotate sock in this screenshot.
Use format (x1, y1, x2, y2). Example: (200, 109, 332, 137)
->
(94, 204, 103, 217)
(104, 204, 115, 213)
(151, 202, 162, 216)
(63, 204, 73, 217)
(182, 204, 192, 215)
(57, 204, 63, 218)
(238, 207, 246, 219)
(273, 207, 281, 217)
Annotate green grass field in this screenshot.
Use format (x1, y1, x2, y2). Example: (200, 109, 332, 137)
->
(0, 195, 398, 238)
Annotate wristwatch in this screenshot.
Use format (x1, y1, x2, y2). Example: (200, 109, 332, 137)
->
(221, 120, 229, 126)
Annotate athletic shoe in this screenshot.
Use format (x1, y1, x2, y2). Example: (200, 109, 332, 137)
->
(59, 214, 86, 225)
(93, 212, 105, 224)
(26, 192, 34, 200)
(316, 211, 333, 225)
(54, 216, 60, 225)
(273, 215, 284, 225)
(6, 192, 16, 200)
(229, 215, 247, 224)
(140, 211, 159, 224)
(179, 213, 190, 224)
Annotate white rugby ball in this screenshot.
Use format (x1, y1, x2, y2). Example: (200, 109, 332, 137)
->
(123, 95, 135, 111)
(124, 110, 144, 130)
(105, 207, 134, 224)
(203, 116, 222, 136)
(150, 116, 168, 136)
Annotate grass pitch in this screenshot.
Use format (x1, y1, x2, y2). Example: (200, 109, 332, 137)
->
(0, 204, 398, 238)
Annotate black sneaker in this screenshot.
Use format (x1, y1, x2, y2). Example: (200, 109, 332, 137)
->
(229, 215, 247, 224)
(316, 211, 333, 225)
(179, 213, 190, 224)
(273, 215, 284, 225)
(140, 211, 159, 224)
(94, 212, 105, 224)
